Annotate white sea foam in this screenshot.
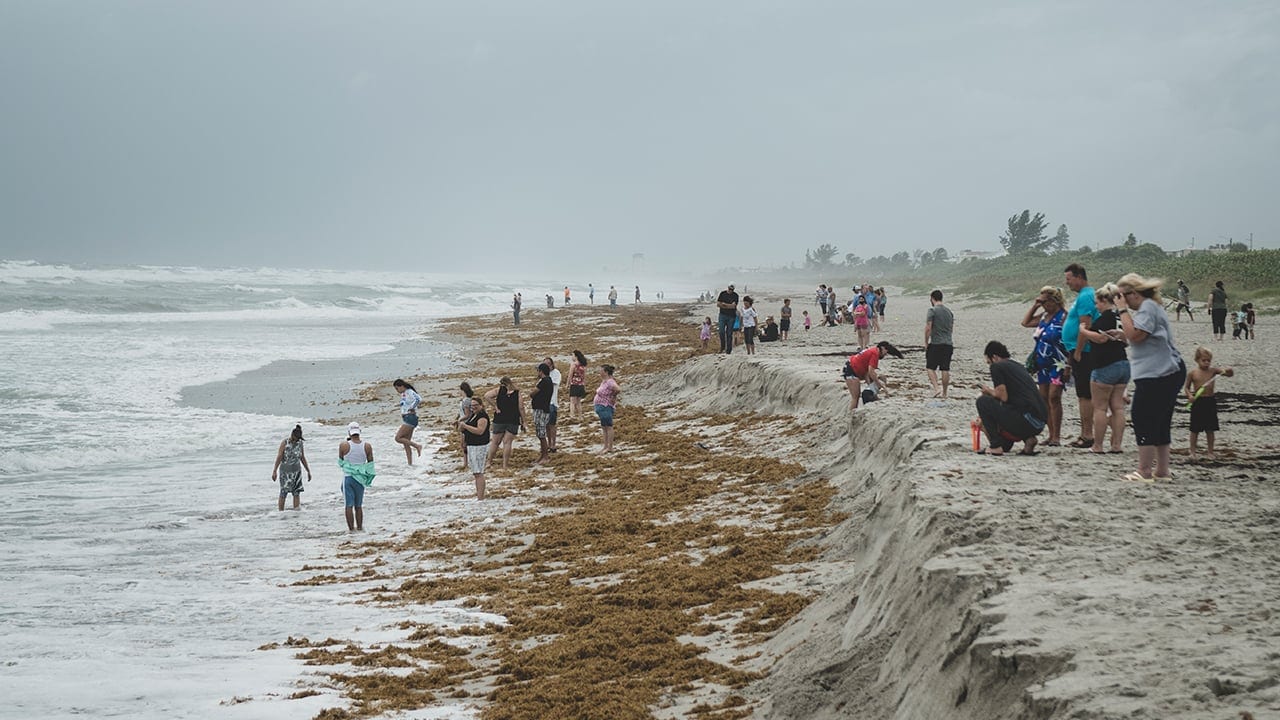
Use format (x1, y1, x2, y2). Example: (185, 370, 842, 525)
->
(0, 260, 698, 717)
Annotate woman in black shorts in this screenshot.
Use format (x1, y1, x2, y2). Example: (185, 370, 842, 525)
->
(484, 377, 525, 470)
(568, 350, 588, 418)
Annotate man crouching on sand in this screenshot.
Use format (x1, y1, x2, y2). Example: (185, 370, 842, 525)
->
(976, 341, 1049, 456)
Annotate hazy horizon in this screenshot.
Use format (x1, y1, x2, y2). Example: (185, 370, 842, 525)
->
(2, 2, 1277, 273)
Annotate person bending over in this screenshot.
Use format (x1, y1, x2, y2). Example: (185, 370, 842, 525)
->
(842, 341, 904, 410)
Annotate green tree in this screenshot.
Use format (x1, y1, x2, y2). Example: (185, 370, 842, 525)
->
(999, 210, 1050, 254)
(1227, 241, 1248, 253)
(845, 253, 862, 266)
(933, 247, 949, 262)
(805, 243, 839, 268)
(890, 251, 910, 265)
(1052, 224, 1070, 252)
(1124, 232, 1137, 247)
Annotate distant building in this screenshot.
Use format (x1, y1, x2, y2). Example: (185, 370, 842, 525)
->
(950, 249, 1001, 262)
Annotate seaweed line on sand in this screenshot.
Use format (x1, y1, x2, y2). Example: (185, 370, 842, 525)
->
(289, 304, 847, 719)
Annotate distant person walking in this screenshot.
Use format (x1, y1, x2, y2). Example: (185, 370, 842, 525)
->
(817, 285, 829, 317)
(1174, 280, 1194, 321)
(512, 293, 522, 326)
(271, 424, 311, 511)
(564, 286, 571, 305)
(634, 286, 641, 305)
(1208, 280, 1229, 340)
(924, 290, 954, 399)
(716, 283, 740, 354)
(779, 299, 793, 340)
(589, 283, 595, 305)
(608, 285, 618, 307)
(739, 296, 759, 355)
(338, 423, 374, 532)
(593, 364, 621, 453)
(458, 397, 490, 500)
(392, 379, 423, 465)
(1118, 273, 1185, 482)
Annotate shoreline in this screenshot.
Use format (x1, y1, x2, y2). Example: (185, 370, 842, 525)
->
(269, 291, 1279, 718)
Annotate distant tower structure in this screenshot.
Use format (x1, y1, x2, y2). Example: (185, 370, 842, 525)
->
(632, 253, 645, 272)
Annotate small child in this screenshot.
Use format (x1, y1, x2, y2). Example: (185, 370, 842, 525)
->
(803, 310, 812, 331)
(1184, 346, 1234, 460)
(700, 317, 712, 349)
(740, 296, 758, 355)
(1245, 303, 1256, 339)
(1232, 304, 1247, 339)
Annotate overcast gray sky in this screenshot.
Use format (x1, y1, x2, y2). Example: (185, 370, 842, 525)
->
(1, 1, 1277, 273)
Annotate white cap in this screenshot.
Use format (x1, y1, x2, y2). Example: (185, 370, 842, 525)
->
(347, 422, 361, 435)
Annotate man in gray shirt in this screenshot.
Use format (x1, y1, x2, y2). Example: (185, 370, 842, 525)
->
(925, 289, 955, 398)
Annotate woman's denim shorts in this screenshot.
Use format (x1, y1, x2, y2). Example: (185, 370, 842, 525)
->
(1091, 359, 1131, 386)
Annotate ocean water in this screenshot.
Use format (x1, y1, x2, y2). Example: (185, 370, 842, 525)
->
(0, 261, 568, 719)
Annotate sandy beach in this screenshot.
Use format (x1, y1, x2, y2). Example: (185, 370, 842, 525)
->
(273, 289, 1280, 719)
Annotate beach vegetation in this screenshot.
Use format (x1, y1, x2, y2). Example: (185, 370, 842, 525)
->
(998, 209, 1052, 255)
(758, 240, 1280, 302)
(804, 243, 840, 268)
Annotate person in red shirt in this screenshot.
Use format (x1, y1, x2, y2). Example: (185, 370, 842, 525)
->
(843, 341, 904, 409)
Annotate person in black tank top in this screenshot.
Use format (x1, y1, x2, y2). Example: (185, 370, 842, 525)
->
(483, 377, 524, 471)
(1080, 284, 1132, 453)
(459, 397, 491, 500)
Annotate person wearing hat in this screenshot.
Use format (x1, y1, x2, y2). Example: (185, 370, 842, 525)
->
(338, 422, 374, 531)
(716, 283, 740, 354)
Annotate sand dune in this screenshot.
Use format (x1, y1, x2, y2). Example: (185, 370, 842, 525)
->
(637, 290, 1279, 718)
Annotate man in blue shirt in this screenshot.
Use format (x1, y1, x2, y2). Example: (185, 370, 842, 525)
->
(1062, 263, 1100, 448)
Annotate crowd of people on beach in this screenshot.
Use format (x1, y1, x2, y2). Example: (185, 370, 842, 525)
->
(969, 264, 1241, 483)
(271, 354, 624, 526)
(447, 354, 621, 503)
(273, 270, 1251, 526)
(697, 268, 1246, 486)
(519, 284, 664, 317)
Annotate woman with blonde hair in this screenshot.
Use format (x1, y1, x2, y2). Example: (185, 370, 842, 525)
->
(1117, 273, 1185, 481)
(1021, 285, 1069, 445)
(1080, 283, 1130, 453)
